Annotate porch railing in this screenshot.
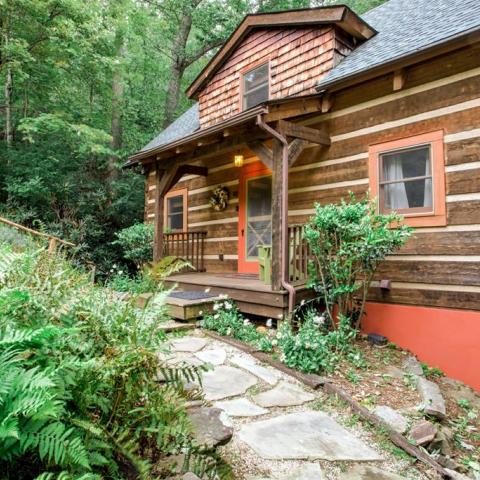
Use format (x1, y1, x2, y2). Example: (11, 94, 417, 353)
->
(287, 224, 311, 286)
(163, 231, 207, 272)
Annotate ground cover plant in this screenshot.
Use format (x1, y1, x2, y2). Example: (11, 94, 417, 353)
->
(304, 194, 412, 328)
(0, 243, 223, 479)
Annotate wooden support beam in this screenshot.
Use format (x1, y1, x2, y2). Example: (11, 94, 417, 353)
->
(288, 139, 309, 167)
(278, 120, 331, 146)
(264, 97, 323, 123)
(321, 93, 334, 113)
(153, 167, 166, 262)
(247, 141, 273, 170)
(393, 68, 407, 91)
(271, 138, 285, 292)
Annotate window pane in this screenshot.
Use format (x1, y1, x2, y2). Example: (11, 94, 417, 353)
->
(382, 145, 431, 181)
(246, 175, 272, 259)
(167, 195, 184, 230)
(244, 63, 268, 93)
(383, 178, 432, 210)
(244, 85, 269, 109)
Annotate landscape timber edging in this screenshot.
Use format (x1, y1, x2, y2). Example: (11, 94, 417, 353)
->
(202, 329, 453, 479)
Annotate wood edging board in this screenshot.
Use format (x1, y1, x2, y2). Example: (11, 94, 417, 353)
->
(202, 329, 453, 479)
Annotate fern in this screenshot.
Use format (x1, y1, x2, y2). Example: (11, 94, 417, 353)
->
(0, 244, 225, 479)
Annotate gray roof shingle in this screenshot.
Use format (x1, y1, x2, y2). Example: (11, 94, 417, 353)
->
(318, 0, 480, 87)
(141, 103, 199, 152)
(141, 0, 480, 153)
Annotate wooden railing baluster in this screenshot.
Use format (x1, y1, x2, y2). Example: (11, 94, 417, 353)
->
(162, 231, 207, 272)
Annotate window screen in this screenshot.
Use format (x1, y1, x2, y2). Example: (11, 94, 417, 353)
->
(243, 63, 269, 110)
(167, 194, 184, 231)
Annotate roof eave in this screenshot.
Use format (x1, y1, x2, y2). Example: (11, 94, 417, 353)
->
(315, 27, 480, 93)
(125, 105, 269, 167)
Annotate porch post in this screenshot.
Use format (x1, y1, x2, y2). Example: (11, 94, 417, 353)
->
(271, 137, 286, 291)
(153, 166, 165, 262)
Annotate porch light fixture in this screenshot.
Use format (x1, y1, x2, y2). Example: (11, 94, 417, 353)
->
(234, 153, 244, 167)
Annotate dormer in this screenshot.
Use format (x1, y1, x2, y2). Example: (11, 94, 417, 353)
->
(187, 6, 375, 129)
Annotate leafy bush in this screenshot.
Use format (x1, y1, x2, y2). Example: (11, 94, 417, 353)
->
(0, 225, 37, 250)
(0, 245, 222, 479)
(276, 311, 364, 374)
(304, 194, 412, 328)
(107, 256, 190, 294)
(113, 223, 154, 267)
(201, 298, 273, 352)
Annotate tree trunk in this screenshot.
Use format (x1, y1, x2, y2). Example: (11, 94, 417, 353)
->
(163, 13, 193, 129)
(4, 64, 12, 147)
(110, 29, 126, 178)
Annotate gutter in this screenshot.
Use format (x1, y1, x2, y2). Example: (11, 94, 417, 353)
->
(256, 113, 296, 314)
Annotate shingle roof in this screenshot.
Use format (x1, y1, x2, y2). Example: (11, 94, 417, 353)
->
(318, 0, 480, 88)
(140, 0, 480, 154)
(140, 103, 199, 152)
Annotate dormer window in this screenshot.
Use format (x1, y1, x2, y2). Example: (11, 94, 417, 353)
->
(242, 62, 269, 110)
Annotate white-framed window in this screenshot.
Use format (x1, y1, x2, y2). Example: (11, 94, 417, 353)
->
(242, 62, 269, 110)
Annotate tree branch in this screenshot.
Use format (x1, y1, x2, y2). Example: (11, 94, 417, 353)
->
(184, 38, 223, 67)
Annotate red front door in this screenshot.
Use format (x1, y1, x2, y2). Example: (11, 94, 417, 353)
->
(238, 161, 272, 273)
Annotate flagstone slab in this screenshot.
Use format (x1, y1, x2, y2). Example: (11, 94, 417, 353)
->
(373, 405, 409, 434)
(246, 463, 323, 480)
(339, 465, 404, 479)
(230, 354, 280, 385)
(202, 365, 257, 401)
(238, 411, 383, 461)
(215, 398, 269, 417)
(252, 382, 315, 407)
(195, 348, 227, 365)
(171, 336, 208, 352)
(188, 407, 233, 448)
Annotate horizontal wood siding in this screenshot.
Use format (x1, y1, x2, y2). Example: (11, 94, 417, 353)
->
(198, 26, 353, 128)
(290, 44, 480, 311)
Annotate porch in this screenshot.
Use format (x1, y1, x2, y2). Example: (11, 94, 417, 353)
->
(163, 271, 316, 319)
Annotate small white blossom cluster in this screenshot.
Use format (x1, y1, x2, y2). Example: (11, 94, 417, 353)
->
(313, 315, 325, 326)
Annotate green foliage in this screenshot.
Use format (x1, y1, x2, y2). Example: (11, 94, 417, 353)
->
(304, 194, 412, 327)
(276, 311, 364, 374)
(113, 223, 154, 267)
(201, 298, 273, 352)
(0, 244, 223, 479)
(421, 363, 444, 379)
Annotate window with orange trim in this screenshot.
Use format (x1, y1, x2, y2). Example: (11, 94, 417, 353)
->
(164, 188, 188, 232)
(368, 131, 446, 227)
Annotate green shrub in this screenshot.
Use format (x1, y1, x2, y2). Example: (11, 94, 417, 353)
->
(304, 194, 412, 328)
(276, 311, 364, 374)
(201, 298, 273, 352)
(113, 223, 154, 267)
(0, 245, 222, 479)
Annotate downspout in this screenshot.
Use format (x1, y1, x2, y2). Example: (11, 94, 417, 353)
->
(256, 114, 296, 314)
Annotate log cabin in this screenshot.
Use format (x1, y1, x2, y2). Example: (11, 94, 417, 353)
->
(127, 0, 480, 390)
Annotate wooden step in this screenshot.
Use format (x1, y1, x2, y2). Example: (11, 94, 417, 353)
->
(165, 293, 222, 321)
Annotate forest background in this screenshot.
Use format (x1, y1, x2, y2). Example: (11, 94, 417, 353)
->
(0, 0, 385, 276)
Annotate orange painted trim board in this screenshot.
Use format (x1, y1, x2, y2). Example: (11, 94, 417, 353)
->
(363, 302, 480, 392)
(238, 161, 271, 273)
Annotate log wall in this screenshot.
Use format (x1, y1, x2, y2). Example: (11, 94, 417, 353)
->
(145, 43, 480, 310)
(198, 26, 354, 128)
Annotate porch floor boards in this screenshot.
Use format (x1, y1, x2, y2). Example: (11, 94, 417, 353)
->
(164, 272, 314, 319)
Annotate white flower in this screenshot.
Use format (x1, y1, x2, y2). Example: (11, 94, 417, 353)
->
(243, 319, 250, 326)
(118, 270, 123, 275)
(199, 310, 203, 316)
(266, 319, 272, 328)
(226, 328, 232, 336)
(276, 332, 283, 339)
(219, 294, 228, 299)
(305, 342, 311, 350)
(300, 299, 306, 306)
(271, 339, 278, 346)
(110, 269, 114, 273)
(224, 302, 232, 310)
(214, 314, 219, 319)
(213, 303, 220, 311)
(313, 315, 325, 326)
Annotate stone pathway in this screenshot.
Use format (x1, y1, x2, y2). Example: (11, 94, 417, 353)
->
(167, 331, 429, 480)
